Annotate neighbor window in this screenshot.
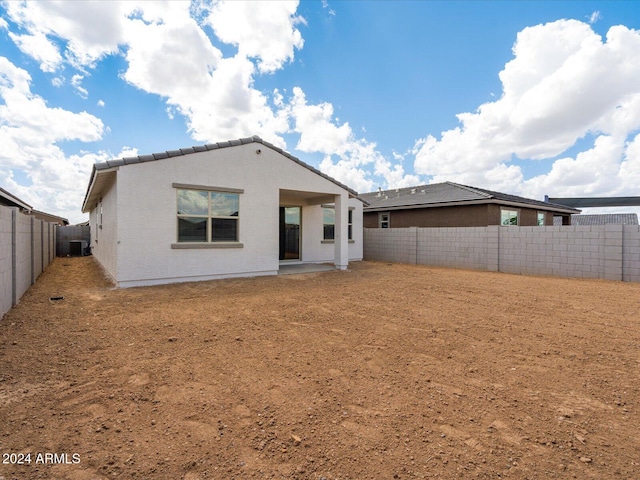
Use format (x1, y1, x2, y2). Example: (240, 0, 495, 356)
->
(380, 213, 390, 228)
(537, 212, 545, 226)
(322, 206, 353, 240)
(177, 189, 239, 242)
(500, 208, 519, 226)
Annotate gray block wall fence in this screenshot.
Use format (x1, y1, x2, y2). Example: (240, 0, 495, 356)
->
(1, 206, 57, 319)
(364, 225, 640, 282)
(56, 225, 91, 257)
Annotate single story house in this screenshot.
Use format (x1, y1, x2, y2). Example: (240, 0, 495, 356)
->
(361, 182, 580, 228)
(81, 136, 364, 288)
(0, 187, 32, 213)
(0, 187, 69, 225)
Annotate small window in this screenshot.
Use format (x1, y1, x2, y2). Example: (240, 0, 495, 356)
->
(380, 213, 390, 228)
(537, 212, 545, 226)
(323, 206, 353, 240)
(177, 189, 239, 242)
(323, 207, 335, 240)
(501, 208, 519, 226)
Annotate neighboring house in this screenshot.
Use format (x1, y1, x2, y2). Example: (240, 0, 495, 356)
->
(81, 136, 364, 288)
(361, 182, 580, 228)
(0, 187, 69, 225)
(31, 209, 69, 226)
(553, 213, 639, 226)
(0, 187, 33, 213)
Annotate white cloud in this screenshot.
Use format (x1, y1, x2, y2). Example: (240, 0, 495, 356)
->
(522, 135, 623, 198)
(4, 0, 126, 70)
(8, 31, 62, 72)
(206, 0, 305, 74)
(414, 20, 640, 199)
(321, 0, 336, 17)
(589, 11, 602, 25)
(71, 73, 88, 99)
(0, 56, 105, 223)
(287, 88, 420, 192)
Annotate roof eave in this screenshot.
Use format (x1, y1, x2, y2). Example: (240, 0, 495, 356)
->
(88, 135, 360, 200)
(81, 166, 118, 213)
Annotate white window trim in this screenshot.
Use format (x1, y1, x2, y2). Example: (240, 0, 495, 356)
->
(379, 212, 390, 228)
(500, 208, 519, 226)
(320, 205, 355, 243)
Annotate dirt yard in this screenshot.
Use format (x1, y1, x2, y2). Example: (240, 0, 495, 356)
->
(0, 257, 638, 480)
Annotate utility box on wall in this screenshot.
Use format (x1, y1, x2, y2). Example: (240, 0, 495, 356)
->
(69, 240, 88, 256)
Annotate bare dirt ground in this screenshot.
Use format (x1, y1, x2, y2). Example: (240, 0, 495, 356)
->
(0, 257, 639, 480)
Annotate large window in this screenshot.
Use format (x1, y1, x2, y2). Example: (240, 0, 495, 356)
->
(177, 189, 239, 242)
(500, 208, 519, 226)
(322, 206, 353, 240)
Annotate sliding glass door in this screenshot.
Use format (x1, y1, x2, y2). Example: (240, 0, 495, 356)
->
(279, 206, 300, 261)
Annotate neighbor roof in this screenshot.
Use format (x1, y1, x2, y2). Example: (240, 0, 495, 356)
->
(361, 182, 580, 214)
(0, 187, 33, 211)
(553, 213, 639, 226)
(82, 136, 360, 213)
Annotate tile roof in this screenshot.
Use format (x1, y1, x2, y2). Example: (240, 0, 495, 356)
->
(83, 135, 361, 212)
(553, 213, 639, 226)
(92, 135, 358, 196)
(0, 187, 33, 211)
(361, 182, 579, 214)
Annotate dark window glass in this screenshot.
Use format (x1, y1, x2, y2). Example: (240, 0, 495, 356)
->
(178, 217, 207, 242)
(212, 218, 238, 242)
(324, 224, 335, 240)
(323, 207, 335, 240)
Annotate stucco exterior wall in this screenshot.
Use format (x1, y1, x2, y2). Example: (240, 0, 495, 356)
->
(101, 143, 359, 287)
(89, 175, 118, 282)
(364, 204, 557, 228)
(301, 199, 363, 263)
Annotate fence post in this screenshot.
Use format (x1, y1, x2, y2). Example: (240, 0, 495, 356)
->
(604, 225, 623, 281)
(409, 227, 418, 264)
(39, 219, 43, 274)
(30, 216, 35, 285)
(487, 226, 500, 272)
(11, 208, 17, 306)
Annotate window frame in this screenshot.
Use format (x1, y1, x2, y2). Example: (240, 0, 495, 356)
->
(500, 208, 519, 226)
(379, 212, 390, 228)
(321, 205, 354, 242)
(172, 183, 244, 248)
(537, 211, 546, 226)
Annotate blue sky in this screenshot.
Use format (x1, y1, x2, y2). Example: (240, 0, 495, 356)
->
(1, 1, 639, 223)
